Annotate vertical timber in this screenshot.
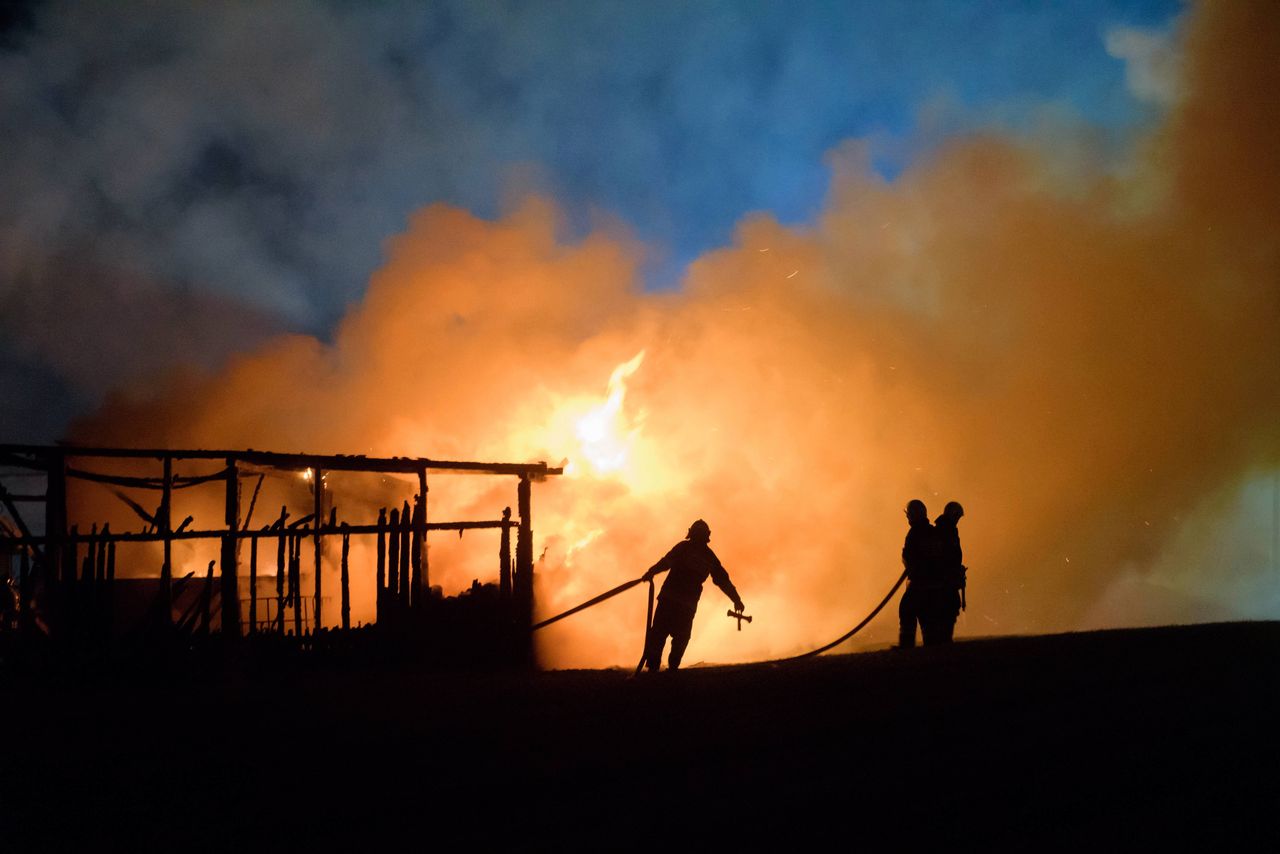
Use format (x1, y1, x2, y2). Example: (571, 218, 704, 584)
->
(516, 475, 533, 630)
(387, 507, 400, 614)
(398, 500, 410, 611)
(499, 507, 512, 601)
(413, 467, 427, 608)
(249, 533, 259, 635)
(275, 507, 287, 634)
(160, 456, 173, 627)
(313, 467, 323, 632)
(375, 508, 386, 623)
(221, 458, 241, 636)
(19, 546, 31, 633)
(340, 523, 351, 630)
(43, 451, 66, 634)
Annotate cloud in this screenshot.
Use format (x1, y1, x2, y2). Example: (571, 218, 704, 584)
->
(1106, 24, 1181, 106)
(1, 1, 1180, 433)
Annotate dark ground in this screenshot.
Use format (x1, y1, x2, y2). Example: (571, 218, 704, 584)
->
(3, 621, 1277, 850)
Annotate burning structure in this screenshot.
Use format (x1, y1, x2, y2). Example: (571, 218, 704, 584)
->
(0, 443, 560, 666)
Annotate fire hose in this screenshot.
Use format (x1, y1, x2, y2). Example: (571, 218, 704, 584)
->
(529, 570, 661, 675)
(530, 567, 910, 669)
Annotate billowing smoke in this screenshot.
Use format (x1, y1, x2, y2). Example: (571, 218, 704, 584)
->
(1, 0, 1177, 440)
(20, 1, 1280, 667)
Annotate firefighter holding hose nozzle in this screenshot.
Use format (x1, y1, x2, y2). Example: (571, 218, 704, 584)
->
(640, 519, 745, 672)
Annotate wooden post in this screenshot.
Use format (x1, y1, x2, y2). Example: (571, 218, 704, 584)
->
(92, 524, 104, 583)
(64, 524, 78, 631)
(516, 475, 533, 629)
(201, 560, 214, 635)
(105, 535, 115, 637)
(96, 524, 108, 635)
(96, 522, 109, 581)
(312, 467, 323, 632)
(409, 494, 422, 607)
(286, 533, 296, 606)
(83, 523, 97, 589)
(375, 507, 386, 622)
(275, 507, 287, 634)
(499, 507, 512, 601)
(78, 526, 95, 635)
(398, 500, 410, 611)
(249, 531, 259, 635)
(160, 456, 173, 627)
(414, 468, 428, 607)
(387, 507, 400, 608)
(220, 458, 241, 636)
(43, 451, 65, 633)
(291, 534, 303, 637)
(19, 546, 31, 634)
(340, 523, 350, 631)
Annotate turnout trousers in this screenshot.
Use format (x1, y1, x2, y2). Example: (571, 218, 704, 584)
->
(900, 584, 961, 647)
(644, 597, 697, 671)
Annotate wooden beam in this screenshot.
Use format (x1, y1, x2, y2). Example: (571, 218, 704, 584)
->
(1, 444, 564, 478)
(65, 466, 229, 490)
(2, 518, 516, 547)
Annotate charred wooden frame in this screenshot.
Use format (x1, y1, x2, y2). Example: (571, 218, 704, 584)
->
(0, 444, 562, 638)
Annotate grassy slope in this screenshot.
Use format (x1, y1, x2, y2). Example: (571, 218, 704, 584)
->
(4, 621, 1277, 849)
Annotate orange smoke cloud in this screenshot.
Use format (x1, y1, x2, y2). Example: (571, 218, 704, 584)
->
(77, 1, 1279, 668)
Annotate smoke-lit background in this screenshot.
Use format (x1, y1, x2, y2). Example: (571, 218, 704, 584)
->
(3, 1, 1277, 667)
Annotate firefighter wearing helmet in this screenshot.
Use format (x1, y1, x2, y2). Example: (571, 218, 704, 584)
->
(640, 519, 745, 671)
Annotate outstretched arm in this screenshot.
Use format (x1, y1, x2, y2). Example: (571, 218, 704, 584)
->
(641, 547, 676, 582)
(709, 554, 744, 612)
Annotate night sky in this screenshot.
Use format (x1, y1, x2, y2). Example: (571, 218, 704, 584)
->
(2, 0, 1181, 440)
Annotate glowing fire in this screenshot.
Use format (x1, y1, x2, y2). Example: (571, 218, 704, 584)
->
(569, 350, 645, 477)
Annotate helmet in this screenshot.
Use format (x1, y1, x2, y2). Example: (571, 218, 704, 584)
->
(905, 499, 928, 522)
(687, 519, 711, 542)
